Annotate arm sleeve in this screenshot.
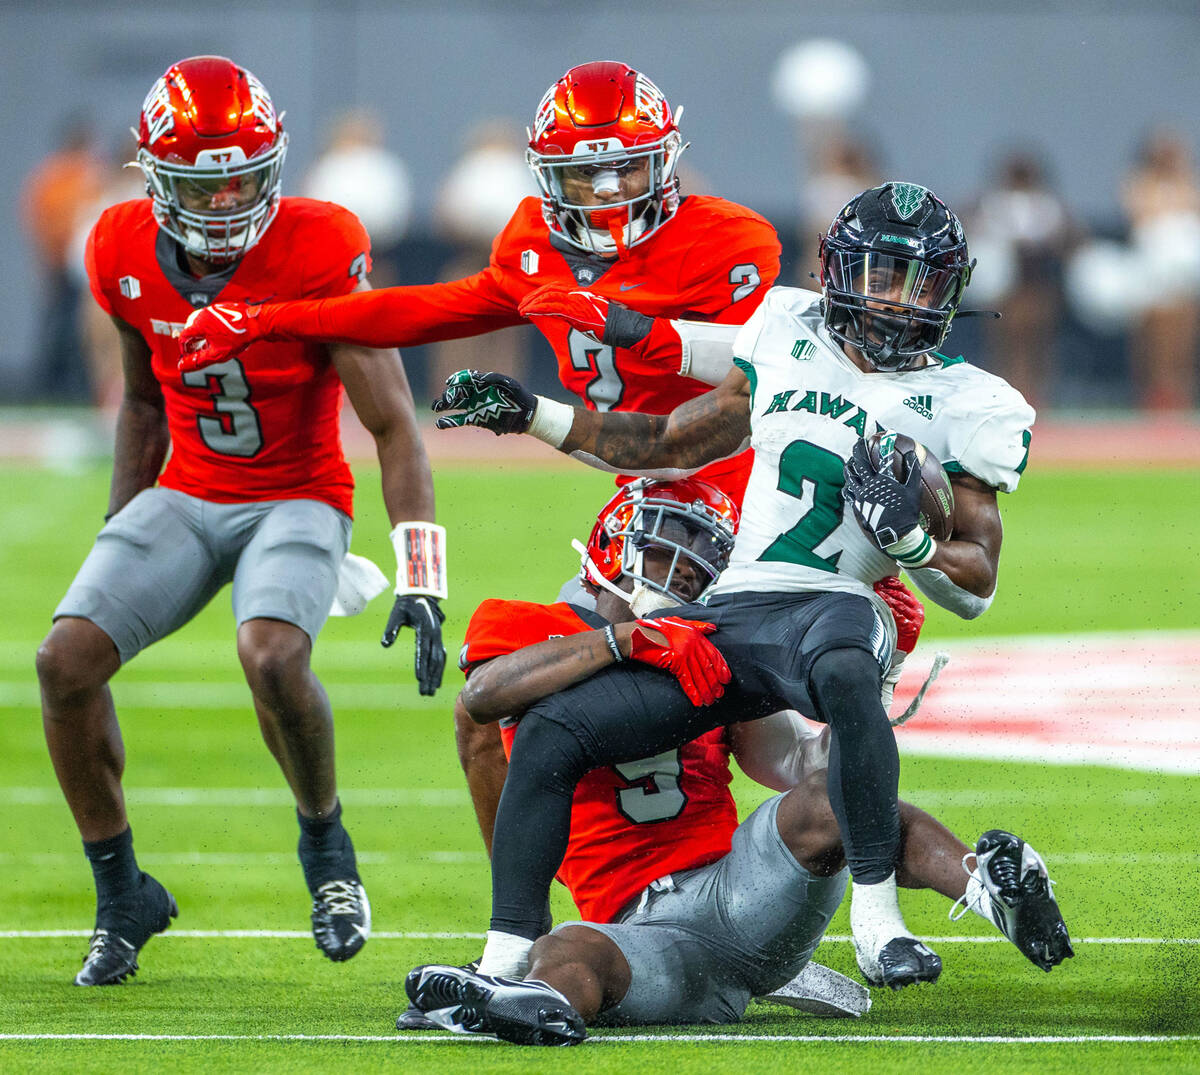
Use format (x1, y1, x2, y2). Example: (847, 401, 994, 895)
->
(254, 267, 525, 348)
(906, 566, 995, 620)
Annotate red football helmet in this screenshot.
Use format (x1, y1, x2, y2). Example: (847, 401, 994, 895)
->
(136, 56, 288, 263)
(579, 478, 738, 613)
(527, 61, 686, 257)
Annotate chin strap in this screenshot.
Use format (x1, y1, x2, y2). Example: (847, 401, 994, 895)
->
(607, 217, 628, 257)
(569, 538, 680, 615)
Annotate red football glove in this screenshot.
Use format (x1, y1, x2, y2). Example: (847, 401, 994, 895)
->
(873, 576, 925, 655)
(518, 284, 611, 337)
(628, 616, 732, 707)
(178, 301, 264, 370)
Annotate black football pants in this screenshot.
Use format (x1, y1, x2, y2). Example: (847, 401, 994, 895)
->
(489, 591, 899, 940)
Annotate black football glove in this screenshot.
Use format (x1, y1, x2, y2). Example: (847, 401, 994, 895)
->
(381, 594, 446, 696)
(432, 369, 537, 435)
(842, 439, 924, 551)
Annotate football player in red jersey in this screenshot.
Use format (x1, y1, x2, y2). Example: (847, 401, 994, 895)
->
(34, 56, 445, 986)
(177, 60, 781, 507)
(398, 479, 1069, 1044)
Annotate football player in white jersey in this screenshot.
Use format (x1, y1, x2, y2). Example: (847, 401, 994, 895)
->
(431, 183, 1035, 990)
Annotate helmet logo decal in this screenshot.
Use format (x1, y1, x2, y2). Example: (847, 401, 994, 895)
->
(245, 73, 277, 133)
(633, 75, 669, 128)
(532, 87, 556, 140)
(142, 76, 175, 145)
(889, 183, 928, 220)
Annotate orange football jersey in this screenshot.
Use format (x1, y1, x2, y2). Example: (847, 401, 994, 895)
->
(461, 597, 739, 924)
(252, 195, 781, 504)
(86, 197, 370, 517)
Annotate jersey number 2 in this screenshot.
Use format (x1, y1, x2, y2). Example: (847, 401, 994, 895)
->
(759, 440, 844, 571)
(613, 750, 687, 824)
(568, 328, 624, 411)
(182, 359, 264, 458)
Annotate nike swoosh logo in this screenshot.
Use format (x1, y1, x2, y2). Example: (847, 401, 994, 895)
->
(619, 282, 643, 291)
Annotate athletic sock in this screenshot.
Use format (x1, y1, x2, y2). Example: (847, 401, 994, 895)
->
(477, 930, 533, 978)
(850, 872, 913, 957)
(297, 800, 359, 892)
(84, 826, 140, 906)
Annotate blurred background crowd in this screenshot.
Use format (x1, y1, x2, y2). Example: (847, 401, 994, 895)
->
(8, 2, 1200, 417)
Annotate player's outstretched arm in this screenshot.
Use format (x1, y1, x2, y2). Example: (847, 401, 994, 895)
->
(106, 317, 169, 520)
(432, 366, 752, 475)
(333, 283, 446, 696)
(178, 270, 524, 369)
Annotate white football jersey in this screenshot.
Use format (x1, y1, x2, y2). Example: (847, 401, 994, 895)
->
(706, 287, 1035, 625)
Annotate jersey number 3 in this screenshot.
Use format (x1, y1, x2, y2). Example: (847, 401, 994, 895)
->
(182, 359, 264, 457)
(613, 750, 687, 824)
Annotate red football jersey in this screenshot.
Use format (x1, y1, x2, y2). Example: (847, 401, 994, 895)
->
(255, 195, 781, 505)
(86, 197, 370, 517)
(461, 598, 739, 924)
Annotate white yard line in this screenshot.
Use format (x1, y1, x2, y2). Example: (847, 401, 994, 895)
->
(0, 1032, 1195, 1045)
(2, 930, 1196, 944)
(0, 786, 467, 806)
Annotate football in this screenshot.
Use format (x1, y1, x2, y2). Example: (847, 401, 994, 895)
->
(864, 430, 955, 540)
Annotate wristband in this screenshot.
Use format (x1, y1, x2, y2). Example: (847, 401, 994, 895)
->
(887, 527, 937, 569)
(603, 624, 625, 663)
(525, 396, 575, 448)
(390, 521, 448, 599)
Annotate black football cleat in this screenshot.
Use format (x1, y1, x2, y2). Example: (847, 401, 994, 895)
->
(975, 829, 1074, 972)
(395, 1005, 443, 1031)
(855, 936, 942, 990)
(74, 873, 178, 986)
(405, 963, 586, 1046)
(310, 879, 371, 962)
(397, 961, 481, 1030)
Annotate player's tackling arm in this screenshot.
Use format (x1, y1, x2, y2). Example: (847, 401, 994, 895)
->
(461, 626, 637, 724)
(106, 316, 168, 519)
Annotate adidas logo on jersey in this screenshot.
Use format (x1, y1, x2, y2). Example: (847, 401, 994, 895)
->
(903, 394, 934, 420)
(791, 339, 816, 361)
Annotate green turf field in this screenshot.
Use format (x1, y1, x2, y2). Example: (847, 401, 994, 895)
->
(1, 461, 1197, 1073)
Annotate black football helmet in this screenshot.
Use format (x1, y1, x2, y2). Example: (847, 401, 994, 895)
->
(819, 182, 973, 370)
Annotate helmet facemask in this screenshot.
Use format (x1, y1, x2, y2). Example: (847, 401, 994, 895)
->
(575, 482, 737, 616)
(528, 132, 682, 257)
(821, 245, 969, 369)
(138, 136, 287, 264)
